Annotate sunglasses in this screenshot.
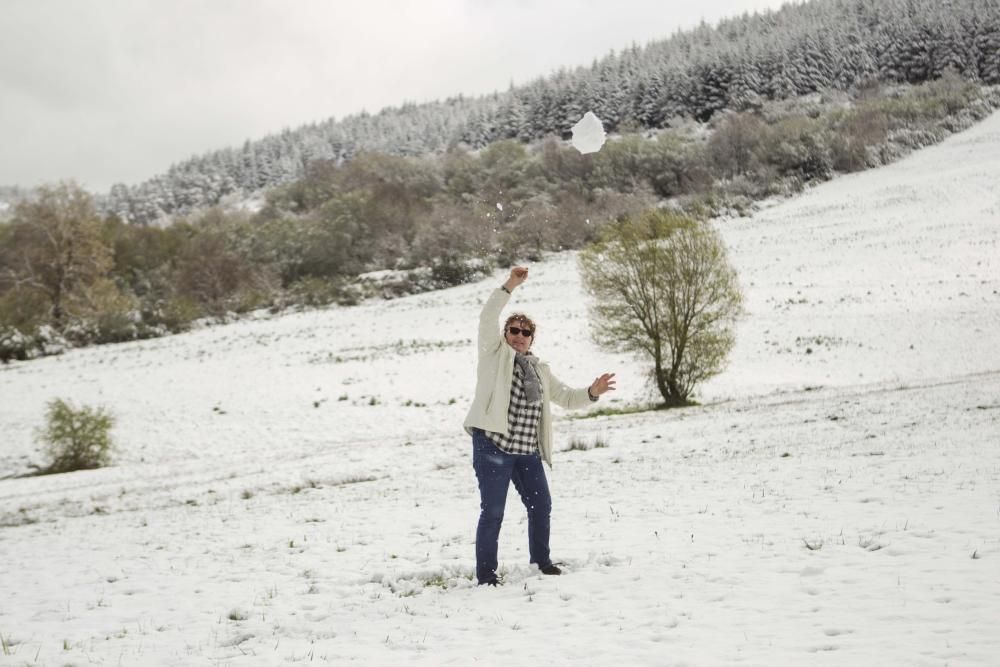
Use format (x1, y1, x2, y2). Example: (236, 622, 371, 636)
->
(507, 326, 534, 338)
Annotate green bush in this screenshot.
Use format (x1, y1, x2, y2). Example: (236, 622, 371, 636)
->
(565, 435, 609, 451)
(0, 325, 35, 362)
(160, 295, 204, 331)
(37, 399, 116, 474)
(707, 112, 768, 178)
(0, 286, 49, 332)
(827, 106, 889, 172)
(288, 276, 347, 307)
(0, 288, 50, 361)
(430, 258, 477, 287)
(645, 135, 712, 198)
(913, 71, 979, 117)
(762, 117, 834, 181)
(64, 278, 141, 345)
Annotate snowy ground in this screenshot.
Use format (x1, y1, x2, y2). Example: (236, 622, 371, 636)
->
(1, 112, 999, 665)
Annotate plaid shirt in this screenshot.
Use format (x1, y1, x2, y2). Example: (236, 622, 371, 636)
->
(486, 362, 543, 456)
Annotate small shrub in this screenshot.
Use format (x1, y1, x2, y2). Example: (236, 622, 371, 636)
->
(354, 268, 434, 300)
(858, 534, 885, 551)
(228, 609, 249, 622)
(0, 286, 51, 361)
(288, 276, 347, 307)
(430, 258, 484, 288)
(762, 117, 833, 181)
(565, 435, 609, 452)
(827, 106, 889, 172)
(231, 282, 277, 314)
(159, 295, 203, 331)
(67, 278, 141, 344)
(803, 538, 824, 551)
(36, 399, 116, 474)
(914, 71, 979, 117)
(0, 325, 36, 362)
(885, 126, 946, 151)
(707, 112, 768, 178)
(0, 286, 49, 331)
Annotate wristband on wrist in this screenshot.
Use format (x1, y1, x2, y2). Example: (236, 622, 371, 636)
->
(501, 285, 511, 294)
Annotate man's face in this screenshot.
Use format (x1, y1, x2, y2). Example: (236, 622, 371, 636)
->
(504, 321, 534, 354)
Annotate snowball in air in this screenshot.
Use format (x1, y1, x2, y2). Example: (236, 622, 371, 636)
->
(571, 111, 606, 154)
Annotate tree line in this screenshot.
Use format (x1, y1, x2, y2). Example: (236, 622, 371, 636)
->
(2, 74, 996, 361)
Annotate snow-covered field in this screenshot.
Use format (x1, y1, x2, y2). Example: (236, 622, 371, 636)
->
(1, 112, 999, 665)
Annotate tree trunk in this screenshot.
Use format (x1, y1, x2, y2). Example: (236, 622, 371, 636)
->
(654, 354, 688, 407)
(51, 267, 65, 328)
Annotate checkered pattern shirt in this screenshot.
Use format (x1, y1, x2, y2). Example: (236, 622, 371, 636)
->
(486, 362, 543, 456)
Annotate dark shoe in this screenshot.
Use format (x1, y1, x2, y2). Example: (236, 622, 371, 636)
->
(539, 563, 562, 576)
(479, 577, 502, 586)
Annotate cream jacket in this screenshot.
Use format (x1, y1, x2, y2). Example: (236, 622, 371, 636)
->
(463, 287, 593, 467)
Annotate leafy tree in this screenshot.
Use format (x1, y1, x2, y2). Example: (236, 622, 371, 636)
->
(412, 202, 494, 268)
(579, 210, 743, 406)
(477, 140, 534, 197)
(332, 152, 440, 267)
(761, 116, 834, 181)
(537, 138, 595, 198)
(441, 147, 486, 201)
(64, 277, 140, 344)
(410, 201, 492, 274)
(592, 135, 650, 193)
(708, 112, 768, 177)
(644, 135, 712, 199)
(172, 211, 276, 316)
(3, 183, 113, 329)
(827, 105, 889, 172)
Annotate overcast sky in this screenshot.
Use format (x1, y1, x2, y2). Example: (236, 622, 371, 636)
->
(0, 0, 792, 192)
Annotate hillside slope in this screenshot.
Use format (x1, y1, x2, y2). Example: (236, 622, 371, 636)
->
(0, 112, 998, 664)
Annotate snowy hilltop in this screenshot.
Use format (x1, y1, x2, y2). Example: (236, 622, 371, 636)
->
(0, 111, 998, 663)
(103, 0, 1000, 224)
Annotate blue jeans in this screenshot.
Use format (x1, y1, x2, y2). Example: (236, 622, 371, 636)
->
(471, 428, 553, 584)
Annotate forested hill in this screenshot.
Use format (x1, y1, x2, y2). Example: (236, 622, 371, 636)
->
(104, 0, 1000, 224)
